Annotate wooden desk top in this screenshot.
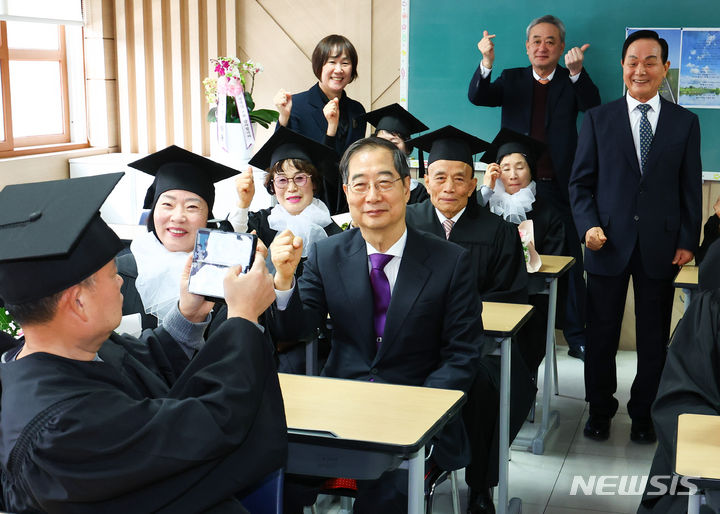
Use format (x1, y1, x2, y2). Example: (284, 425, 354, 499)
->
(280, 373, 464, 452)
(675, 413, 720, 478)
(536, 255, 575, 278)
(481, 302, 534, 337)
(674, 265, 699, 290)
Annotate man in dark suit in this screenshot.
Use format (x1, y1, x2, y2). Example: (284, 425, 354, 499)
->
(406, 126, 532, 514)
(468, 14, 601, 360)
(569, 30, 702, 443)
(270, 136, 484, 513)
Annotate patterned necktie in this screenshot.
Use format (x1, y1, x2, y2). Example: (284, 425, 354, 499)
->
(637, 103, 653, 173)
(369, 253, 393, 349)
(442, 218, 455, 239)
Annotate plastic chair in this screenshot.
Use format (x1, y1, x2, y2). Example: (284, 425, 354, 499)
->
(238, 468, 284, 514)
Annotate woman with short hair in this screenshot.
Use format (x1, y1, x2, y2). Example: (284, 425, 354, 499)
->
(273, 34, 366, 213)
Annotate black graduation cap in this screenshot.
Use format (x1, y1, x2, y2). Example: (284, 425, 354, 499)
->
(0, 173, 125, 305)
(480, 128, 546, 174)
(408, 125, 490, 178)
(128, 145, 239, 213)
(248, 126, 336, 173)
(356, 103, 428, 139)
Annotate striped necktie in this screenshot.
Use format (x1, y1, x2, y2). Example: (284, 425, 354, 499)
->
(443, 218, 455, 239)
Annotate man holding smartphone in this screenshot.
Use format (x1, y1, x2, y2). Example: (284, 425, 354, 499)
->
(0, 174, 287, 512)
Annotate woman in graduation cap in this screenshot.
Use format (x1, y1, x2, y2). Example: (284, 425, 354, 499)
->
(230, 127, 341, 373)
(116, 146, 239, 330)
(356, 103, 431, 204)
(480, 129, 566, 259)
(480, 129, 568, 369)
(232, 127, 342, 256)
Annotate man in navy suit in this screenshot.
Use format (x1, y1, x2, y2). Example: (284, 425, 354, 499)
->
(569, 30, 702, 443)
(468, 14, 601, 360)
(270, 137, 484, 513)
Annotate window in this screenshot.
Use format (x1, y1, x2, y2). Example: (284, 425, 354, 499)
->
(0, 20, 86, 156)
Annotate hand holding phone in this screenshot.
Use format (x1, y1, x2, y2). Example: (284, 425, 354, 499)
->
(188, 228, 258, 300)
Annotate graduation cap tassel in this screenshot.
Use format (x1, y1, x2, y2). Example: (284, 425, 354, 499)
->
(418, 149, 425, 179)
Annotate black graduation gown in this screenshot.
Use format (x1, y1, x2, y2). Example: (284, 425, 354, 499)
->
(405, 198, 529, 304)
(0, 319, 287, 513)
(638, 289, 720, 514)
(405, 198, 534, 489)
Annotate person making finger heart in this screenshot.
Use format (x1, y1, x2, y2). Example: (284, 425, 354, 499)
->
(273, 34, 366, 214)
(468, 14, 601, 364)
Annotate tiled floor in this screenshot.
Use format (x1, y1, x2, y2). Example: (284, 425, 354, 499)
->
(309, 346, 655, 514)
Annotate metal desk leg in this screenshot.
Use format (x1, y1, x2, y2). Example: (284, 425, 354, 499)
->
(498, 336, 522, 514)
(553, 344, 559, 395)
(514, 277, 560, 455)
(687, 488, 701, 514)
(536, 277, 561, 454)
(408, 449, 424, 514)
(305, 339, 317, 376)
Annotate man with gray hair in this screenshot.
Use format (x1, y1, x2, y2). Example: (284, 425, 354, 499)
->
(468, 14, 600, 361)
(270, 136, 485, 512)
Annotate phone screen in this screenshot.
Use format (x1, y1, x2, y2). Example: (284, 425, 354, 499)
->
(187, 228, 257, 299)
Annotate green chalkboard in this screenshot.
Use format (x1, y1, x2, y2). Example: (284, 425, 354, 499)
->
(408, 0, 720, 171)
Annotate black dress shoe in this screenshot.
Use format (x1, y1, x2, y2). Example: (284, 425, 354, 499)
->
(467, 487, 495, 514)
(631, 421, 657, 444)
(584, 416, 611, 441)
(568, 345, 585, 361)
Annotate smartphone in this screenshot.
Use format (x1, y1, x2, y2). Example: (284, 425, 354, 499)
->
(188, 228, 257, 300)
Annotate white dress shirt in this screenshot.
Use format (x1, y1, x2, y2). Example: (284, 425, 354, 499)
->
(434, 207, 466, 228)
(626, 93, 661, 170)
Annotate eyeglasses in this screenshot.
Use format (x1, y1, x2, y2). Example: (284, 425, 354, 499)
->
(348, 177, 403, 195)
(273, 173, 309, 189)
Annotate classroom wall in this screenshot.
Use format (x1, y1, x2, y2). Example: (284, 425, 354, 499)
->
(408, 0, 720, 171)
(111, 0, 401, 156)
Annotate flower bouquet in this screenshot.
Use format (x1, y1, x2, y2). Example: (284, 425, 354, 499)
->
(517, 220, 542, 273)
(203, 57, 278, 129)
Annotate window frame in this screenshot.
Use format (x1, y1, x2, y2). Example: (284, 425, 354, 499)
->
(0, 22, 87, 157)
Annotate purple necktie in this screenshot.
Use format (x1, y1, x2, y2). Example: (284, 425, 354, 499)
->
(369, 253, 393, 349)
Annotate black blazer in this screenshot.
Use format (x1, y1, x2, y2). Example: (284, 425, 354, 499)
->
(283, 83, 366, 158)
(269, 226, 483, 389)
(268, 226, 484, 469)
(569, 96, 702, 280)
(468, 65, 600, 199)
(279, 83, 366, 214)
